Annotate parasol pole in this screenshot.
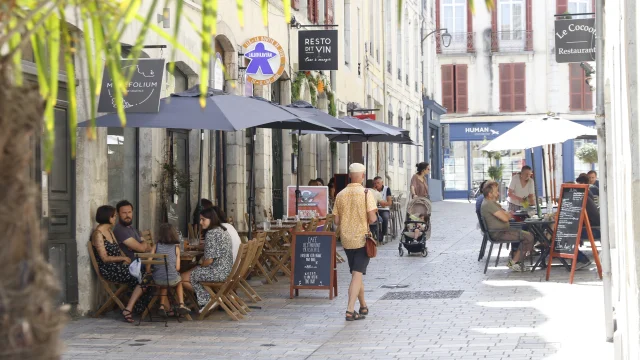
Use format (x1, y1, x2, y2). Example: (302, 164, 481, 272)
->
(296, 129, 302, 217)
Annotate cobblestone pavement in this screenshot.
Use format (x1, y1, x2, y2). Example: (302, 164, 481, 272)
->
(62, 200, 613, 360)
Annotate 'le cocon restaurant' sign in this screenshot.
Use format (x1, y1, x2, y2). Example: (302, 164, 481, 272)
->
(554, 18, 596, 63)
(298, 30, 339, 71)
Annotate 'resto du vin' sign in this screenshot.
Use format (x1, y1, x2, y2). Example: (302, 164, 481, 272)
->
(554, 18, 596, 63)
(298, 30, 338, 71)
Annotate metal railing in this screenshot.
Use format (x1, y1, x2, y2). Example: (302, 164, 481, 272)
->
(387, 59, 392, 73)
(490, 30, 533, 52)
(397, 68, 402, 81)
(436, 32, 475, 54)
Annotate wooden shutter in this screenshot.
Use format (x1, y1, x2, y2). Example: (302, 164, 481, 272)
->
(455, 65, 468, 113)
(314, 0, 319, 23)
(525, 0, 533, 51)
(556, 0, 568, 15)
(513, 63, 526, 111)
(441, 65, 455, 112)
(584, 74, 593, 110)
(292, 0, 300, 11)
(467, 2, 473, 52)
(435, 0, 441, 54)
(325, 0, 333, 25)
(569, 63, 583, 111)
(308, 0, 318, 23)
(499, 64, 513, 112)
(592, 0, 596, 14)
(491, 6, 498, 52)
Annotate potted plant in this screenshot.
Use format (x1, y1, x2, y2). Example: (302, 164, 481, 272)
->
(576, 143, 598, 164)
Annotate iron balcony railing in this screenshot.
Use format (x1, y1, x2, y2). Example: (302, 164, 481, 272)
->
(436, 32, 475, 54)
(397, 68, 402, 81)
(490, 30, 533, 52)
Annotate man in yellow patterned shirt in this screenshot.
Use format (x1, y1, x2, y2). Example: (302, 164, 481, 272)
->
(333, 163, 377, 321)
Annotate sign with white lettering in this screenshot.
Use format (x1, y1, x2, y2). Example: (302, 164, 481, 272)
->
(290, 232, 337, 299)
(98, 59, 165, 113)
(298, 30, 339, 71)
(554, 18, 596, 63)
(243, 36, 286, 85)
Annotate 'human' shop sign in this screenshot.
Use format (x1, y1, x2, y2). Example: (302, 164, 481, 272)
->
(298, 30, 338, 71)
(554, 18, 596, 63)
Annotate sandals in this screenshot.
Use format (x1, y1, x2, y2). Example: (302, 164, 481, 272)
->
(157, 305, 168, 318)
(359, 306, 369, 316)
(177, 303, 190, 315)
(121, 309, 134, 323)
(345, 310, 365, 321)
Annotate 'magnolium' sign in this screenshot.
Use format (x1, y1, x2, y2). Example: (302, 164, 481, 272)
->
(554, 18, 596, 63)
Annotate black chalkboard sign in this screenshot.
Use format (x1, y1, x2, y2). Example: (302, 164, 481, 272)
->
(553, 187, 586, 254)
(290, 232, 337, 299)
(547, 184, 603, 284)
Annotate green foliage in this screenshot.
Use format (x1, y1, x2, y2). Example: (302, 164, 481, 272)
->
(151, 160, 193, 205)
(328, 91, 337, 116)
(576, 142, 598, 164)
(291, 71, 306, 102)
(488, 165, 504, 181)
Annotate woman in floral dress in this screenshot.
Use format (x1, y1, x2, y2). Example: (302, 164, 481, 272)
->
(91, 205, 145, 322)
(181, 207, 234, 311)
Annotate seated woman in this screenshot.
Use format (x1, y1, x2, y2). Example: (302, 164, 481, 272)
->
(212, 206, 241, 262)
(91, 205, 145, 323)
(181, 208, 234, 312)
(147, 223, 190, 317)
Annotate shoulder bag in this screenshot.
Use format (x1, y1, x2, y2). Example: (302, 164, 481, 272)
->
(364, 189, 378, 258)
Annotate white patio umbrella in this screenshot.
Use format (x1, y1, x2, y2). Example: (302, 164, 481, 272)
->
(481, 116, 597, 216)
(482, 116, 596, 152)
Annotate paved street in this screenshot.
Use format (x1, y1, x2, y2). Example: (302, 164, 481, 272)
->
(62, 200, 613, 360)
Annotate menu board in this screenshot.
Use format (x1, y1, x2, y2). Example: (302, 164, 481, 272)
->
(553, 187, 586, 254)
(290, 232, 337, 299)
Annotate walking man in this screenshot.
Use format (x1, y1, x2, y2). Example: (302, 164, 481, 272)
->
(333, 163, 377, 321)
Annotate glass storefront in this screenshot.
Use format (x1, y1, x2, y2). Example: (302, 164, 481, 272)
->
(444, 141, 468, 190)
(107, 127, 138, 226)
(499, 149, 526, 185)
(470, 141, 490, 189)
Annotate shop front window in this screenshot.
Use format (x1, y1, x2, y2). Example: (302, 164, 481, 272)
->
(444, 141, 468, 190)
(470, 141, 490, 188)
(430, 126, 439, 179)
(107, 127, 138, 227)
(574, 139, 598, 179)
(499, 149, 526, 185)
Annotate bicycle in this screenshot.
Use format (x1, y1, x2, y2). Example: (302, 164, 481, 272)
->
(468, 182, 482, 203)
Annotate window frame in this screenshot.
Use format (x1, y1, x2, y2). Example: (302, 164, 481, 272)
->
(498, 0, 525, 41)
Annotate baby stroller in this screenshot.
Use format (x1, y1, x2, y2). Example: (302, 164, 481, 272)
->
(399, 196, 432, 257)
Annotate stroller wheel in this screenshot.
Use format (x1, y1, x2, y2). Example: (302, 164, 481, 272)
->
(399, 248, 404, 257)
(421, 248, 428, 257)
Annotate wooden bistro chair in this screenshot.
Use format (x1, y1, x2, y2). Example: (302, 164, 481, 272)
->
(199, 241, 257, 320)
(88, 241, 128, 317)
(237, 237, 266, 303)
(264, 230, 292, 281)
(252, 232, 275, 284)
(225, 240, 264, 313)
(136, 253, 193, 326)
(481, 217, 532, 274)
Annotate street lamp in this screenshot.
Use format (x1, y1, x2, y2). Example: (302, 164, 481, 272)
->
(421, 28, 452, 48)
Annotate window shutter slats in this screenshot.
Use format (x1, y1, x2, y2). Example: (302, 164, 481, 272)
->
(307, 0, 313, 21)
(491, 6, 498, 52)
(314, 0, 319, 23)
(292, 0, 300, 11)
(441, 65, 455, 113)
(513, 63, 526, 112)
(569, 63, 583, 111)
(499, 64, 512, 112)
(325, 0, 333, 25)
(466, 3, 473, 52)
(526, 0, 533, 51)
(556, 0, 568, 15)
(455, 65, 468, 113)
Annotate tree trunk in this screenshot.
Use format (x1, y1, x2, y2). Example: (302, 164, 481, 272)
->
(0, 66, 68, 359)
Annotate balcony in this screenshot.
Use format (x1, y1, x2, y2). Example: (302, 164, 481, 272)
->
(397, 68, 402, 81)
(436, 32, 475, 54)
(490, 30, 533, 53)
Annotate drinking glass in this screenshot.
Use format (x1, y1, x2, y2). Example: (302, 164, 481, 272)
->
(277, 219, 283, 227)
(263, 221, 271, 231)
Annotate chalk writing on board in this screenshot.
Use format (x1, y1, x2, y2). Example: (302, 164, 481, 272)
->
(293, 234, 332, 287)
(554, 188, 585, 254)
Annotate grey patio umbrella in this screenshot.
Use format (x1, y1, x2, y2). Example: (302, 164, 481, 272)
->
(79, 86, 336, 239)
(283, 101, 363, 216)
(328, 117, 414, 179)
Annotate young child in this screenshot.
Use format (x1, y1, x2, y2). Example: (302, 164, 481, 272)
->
(146, 223, 189, 316)
(404, 214, 428, 240)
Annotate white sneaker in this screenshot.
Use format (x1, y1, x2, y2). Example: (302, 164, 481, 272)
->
(510, 262, 524, 272)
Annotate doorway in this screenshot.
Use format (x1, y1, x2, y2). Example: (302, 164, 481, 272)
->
(40, 100, 78, 304)
(271, 80, 284, 219)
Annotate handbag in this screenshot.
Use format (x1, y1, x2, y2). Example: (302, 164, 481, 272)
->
(128, 258, 142, 284)
(364, 189, 378, 258)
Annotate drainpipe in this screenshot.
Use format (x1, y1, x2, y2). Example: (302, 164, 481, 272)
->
(595, 0, 614, 342)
